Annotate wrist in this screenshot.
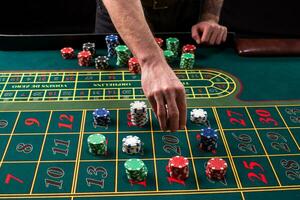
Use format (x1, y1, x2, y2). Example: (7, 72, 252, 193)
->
(200, 13, 220, 23)
(138, 49, 167, 70)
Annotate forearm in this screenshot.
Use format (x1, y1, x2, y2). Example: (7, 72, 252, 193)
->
(102, 0, 164, 67)
(201, 0, 224, 22)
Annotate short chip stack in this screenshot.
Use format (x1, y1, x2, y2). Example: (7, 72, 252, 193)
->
(95, 56, 110, 70)
(198, 128, 218, 152)
(87, 134, 107, 155)
(182, 44, 196, 54)
(166, 37, 180, 57)
(78, 50, 93, 67)
(128, 57, 141, 74)
(116, 45, 131, 67)
(190, 109, 208, 124)
(164, 50, 175, 63)
(206, 158, 228, 180)
(167, 156, 189, 180)
(122, 135, 143, 154)
(180, 53, 195, 69)
(93, 108, 111, 127)
(60, 47, 75, 59)
(105, 34, 120, 57)
(125, 159, 148, 182)
(155, 37, 164, 48)
(83, 42, 96, 57)
(130, 101, 149, 126)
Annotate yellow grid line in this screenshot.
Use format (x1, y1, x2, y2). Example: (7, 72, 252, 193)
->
(191, 87, 196, 98)
(213, 107, 243, 189)
(29, 111, 53, 194)
(114, 109, 119, 192)
(184, 127, 200, 190)
(0, 111, 20, 168)
(245, 107, 282, 187)
(72, 72, 79, 101)
(149, 111, 159, 191)
(275, 106, 300, 150)
(71, 110, 86, 193)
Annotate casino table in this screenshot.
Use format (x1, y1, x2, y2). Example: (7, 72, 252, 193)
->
(0, 33, 299, 200)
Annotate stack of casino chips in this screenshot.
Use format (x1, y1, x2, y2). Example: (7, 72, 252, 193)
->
(93, 108, 111, 127)
(105, 34, 120, 57)
(116, 45, 132, 67)
(95, 56, 110, 70)
(122, 135, 143, 154)
(206, 158, 228, 180)
(155, 37, 164, 48)
(164, 50, 175, 63)
(87, 134, 107, 155)
(190, 109, 208, 124)
(180, 53, 195, 69)
(78, 50, 93, 67)
(198, 128, 218, 152)
(166, 37, 180, 57)
(128, 57, 141, 74)
(130, 101, 149, 126)
(60, 47, 75, 59)
(83, 42, 96, 57)
(125, 159, 148, 182)
(167, 156, 189, 180)
(182, 44, 197, 54)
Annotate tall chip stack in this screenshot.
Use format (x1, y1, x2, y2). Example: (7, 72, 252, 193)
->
(167, 156, 189, 180)
(93, 108, 111, 127)
(124, 159, 148, 182)
(122, 135, 143, 154)
(198, 128, 218, 152)
(105, 34, 120, 57)
(190, 109, 208, 124)
(206, 158, 228, 180)
(87, 134, 107, 156)
(116, 45, 132, 67)
(180, 53, 195, 69)
(129, 101, 149, 127)
(166, 37, 180, 57)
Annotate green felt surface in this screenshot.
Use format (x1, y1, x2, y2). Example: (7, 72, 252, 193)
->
(0, 35, 299, 199)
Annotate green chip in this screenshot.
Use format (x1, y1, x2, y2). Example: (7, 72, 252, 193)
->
(124, 159, 145, 171)
(87, 134, 106, 145)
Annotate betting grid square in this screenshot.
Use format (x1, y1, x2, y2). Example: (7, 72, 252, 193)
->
(1, 104, 299, 198)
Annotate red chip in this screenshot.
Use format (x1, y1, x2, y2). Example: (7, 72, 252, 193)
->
(78, 50, 92, 58)
(61, 47, 74, 54)
(128, 57, 140, 74)
(182, 44, 196, 54)
(206, 158, 227, 171)
(168, 156, 189, 168)
(155, 37, 164, 48)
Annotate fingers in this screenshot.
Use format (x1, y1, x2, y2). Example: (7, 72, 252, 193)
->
(148, 95, 157, 116)
(191, 25, 201, 44)
(200, 26, 212, 44)
(222, 27, 228, 42)
(176, 87, 187, 130)
(154, 93, 167, 131)
(165, 91, 179, 132)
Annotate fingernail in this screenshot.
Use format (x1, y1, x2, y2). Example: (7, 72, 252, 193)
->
(180, 125, 185, 130)
(196, 39, 200, 44)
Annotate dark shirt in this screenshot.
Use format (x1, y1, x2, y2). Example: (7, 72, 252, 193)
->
(95, 0, 203, 33)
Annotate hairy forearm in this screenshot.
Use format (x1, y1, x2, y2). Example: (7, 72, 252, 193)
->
(201, 0, 224, 22)
(102, 0, 164, 67)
